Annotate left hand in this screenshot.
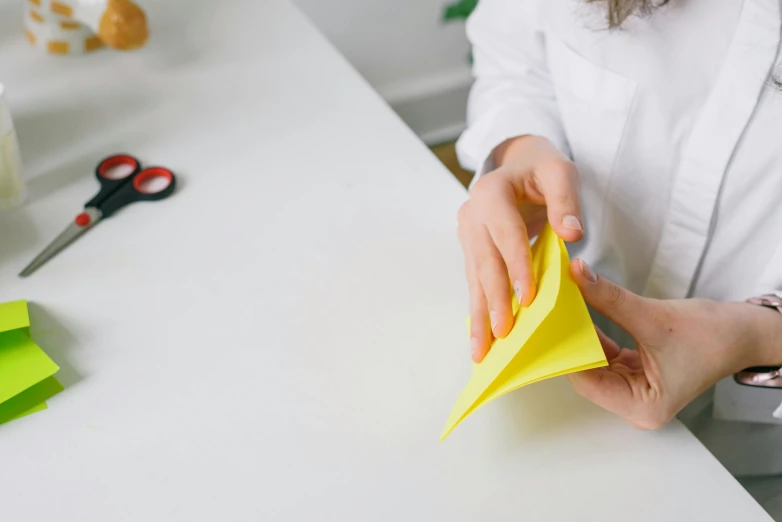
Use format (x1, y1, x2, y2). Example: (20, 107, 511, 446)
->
(568, 259, 780, 429)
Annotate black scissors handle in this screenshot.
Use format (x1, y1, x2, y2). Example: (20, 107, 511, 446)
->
(86, 154, 142, 208)
(87, 154, 177, 218)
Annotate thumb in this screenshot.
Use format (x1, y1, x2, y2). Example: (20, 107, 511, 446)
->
(570, 259, 652, 339)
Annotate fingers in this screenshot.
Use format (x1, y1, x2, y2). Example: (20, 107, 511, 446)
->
(484, 198, 537, 308)
(466, 260, 492, 363)
(459, 157, 584, 364)
(568, 348, 645, 421)
(569, 352, 672, 431)
(460, 193, 516, 362)
(471, 176, 537, 308)
(570, 259, 653, 339)
(474, 231, 513, 340)
(594, 324, 621, 361)
(568, 263, 677, 430)
(461, 175, 538, 364)
(532, 160, 584, 243)
(568, 368, 635, 419)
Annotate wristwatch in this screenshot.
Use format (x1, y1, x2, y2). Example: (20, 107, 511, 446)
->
(734, 294, 782, 388)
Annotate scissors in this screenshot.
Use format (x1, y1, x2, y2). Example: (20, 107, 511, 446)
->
(19, 154, 177, 277)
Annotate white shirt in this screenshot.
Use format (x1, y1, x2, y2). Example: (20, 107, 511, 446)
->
(457, 0, 782, 477)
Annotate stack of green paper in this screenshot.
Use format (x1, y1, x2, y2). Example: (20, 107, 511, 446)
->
(0, 300, 62, 424)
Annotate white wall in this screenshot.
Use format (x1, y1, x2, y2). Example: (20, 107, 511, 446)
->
(295, 0, 472, 144)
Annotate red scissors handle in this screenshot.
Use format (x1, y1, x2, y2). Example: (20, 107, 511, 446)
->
(85, 154, 141, 208)
(87, 154, 177, 218)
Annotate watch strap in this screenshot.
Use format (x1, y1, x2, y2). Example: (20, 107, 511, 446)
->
(735, 295, 782, 388)
(747, 294, 782, 315)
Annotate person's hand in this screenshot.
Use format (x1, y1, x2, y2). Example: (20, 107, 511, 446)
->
(568, 258, 782, 429)
(458, 135, 584, 363)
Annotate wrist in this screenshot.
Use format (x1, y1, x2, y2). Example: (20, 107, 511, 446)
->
(728, 301, 782, 369)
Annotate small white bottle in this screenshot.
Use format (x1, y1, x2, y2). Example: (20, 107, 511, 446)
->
(0, 83, 26, 210)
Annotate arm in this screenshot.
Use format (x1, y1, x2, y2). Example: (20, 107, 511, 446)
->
(454, 1, 586, 363)
(456, 0, 569, 178)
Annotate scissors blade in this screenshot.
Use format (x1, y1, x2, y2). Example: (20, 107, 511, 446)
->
(19, 207, 103, 277)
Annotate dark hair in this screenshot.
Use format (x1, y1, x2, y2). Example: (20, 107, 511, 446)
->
(588, 0, 671, 28)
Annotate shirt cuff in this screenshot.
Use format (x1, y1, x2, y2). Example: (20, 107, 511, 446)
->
(456, 108, 570, 190)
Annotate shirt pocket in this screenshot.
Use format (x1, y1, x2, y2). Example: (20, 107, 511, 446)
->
(545, 36, 637, 200)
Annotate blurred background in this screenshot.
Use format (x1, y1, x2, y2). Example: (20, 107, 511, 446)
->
(296, 0, 475, 186)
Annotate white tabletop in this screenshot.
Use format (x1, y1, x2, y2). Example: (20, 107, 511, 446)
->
(0, 1, 771, 520)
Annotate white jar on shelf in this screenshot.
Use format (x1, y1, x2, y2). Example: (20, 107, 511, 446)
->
(0, 83, 26, 210)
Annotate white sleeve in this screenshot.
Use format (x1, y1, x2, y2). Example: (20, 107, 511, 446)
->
(455, 0, 569, 184)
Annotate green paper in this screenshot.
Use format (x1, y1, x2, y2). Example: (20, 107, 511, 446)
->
(0, 300, 61, 424)
(14, 401, 48, 419)
(0, 300, 31, 334)
(0, 377, 63, 424)
(0, 329, 60, 404)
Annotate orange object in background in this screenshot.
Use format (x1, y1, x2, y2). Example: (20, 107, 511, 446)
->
(25, 3, 103, 55)
(98, 0, 148, 51)
(24, 0, 148, 54)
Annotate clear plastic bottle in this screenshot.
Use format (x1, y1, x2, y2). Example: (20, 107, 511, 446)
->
(0, 83, 26, 210)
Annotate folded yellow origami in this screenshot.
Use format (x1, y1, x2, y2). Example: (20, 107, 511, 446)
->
(441, 225, 608, 441)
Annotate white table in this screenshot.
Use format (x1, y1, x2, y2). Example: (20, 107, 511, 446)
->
(0, 1, 772, 520)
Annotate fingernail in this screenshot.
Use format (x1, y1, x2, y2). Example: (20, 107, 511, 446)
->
(514, 281, 523, 305)
(562, 215, 583, 231)
(580, 259, 598, 283)
(490, 310, 499, 334)
(471, 337, 480, 360)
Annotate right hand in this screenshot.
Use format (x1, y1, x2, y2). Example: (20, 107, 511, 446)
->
(457, 135, 585, 363)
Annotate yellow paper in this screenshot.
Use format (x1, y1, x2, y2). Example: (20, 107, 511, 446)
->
(0, 300, 61, 424)
(441, 225, 607, 441)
